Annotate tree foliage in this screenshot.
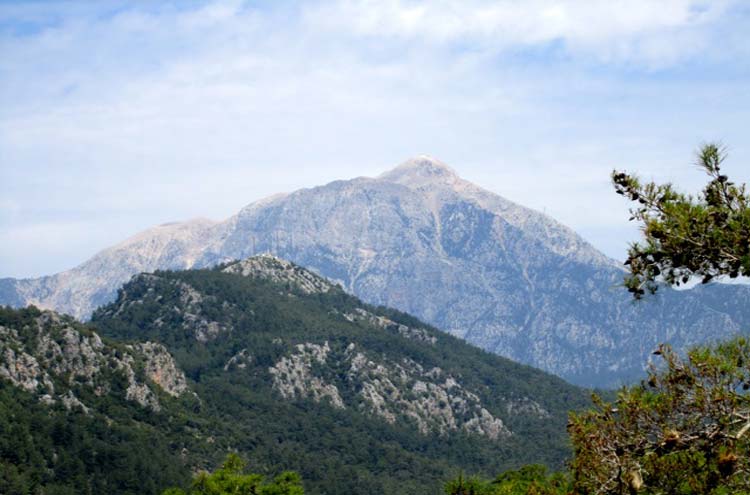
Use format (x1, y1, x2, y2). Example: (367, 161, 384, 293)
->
(612, 143, 750, 297)
(564, 144, 750, 492)
(0, 380, 188, 495)
(568, 338, 750, 494)
(162, 453, 304, 495)
(444, 465, 569, 495)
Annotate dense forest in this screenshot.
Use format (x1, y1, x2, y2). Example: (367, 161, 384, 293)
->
(0, 258, 592, 495)
(0, 306, 190, 494)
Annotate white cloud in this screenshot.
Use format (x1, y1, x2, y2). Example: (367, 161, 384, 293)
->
(305, 0, 734, 65)
(0, 1, 748, 276)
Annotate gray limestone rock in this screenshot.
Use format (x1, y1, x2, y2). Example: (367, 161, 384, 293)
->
(0, 310, 190, 412)
(268, 341, 513, 440)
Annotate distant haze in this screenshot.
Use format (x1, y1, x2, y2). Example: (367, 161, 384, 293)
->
(1, 1, 749, 278)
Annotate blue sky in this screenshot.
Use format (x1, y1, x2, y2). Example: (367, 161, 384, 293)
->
(1, 0, 749, 278)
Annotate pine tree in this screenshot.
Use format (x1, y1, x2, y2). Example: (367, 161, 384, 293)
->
(612, 143, 750, 297)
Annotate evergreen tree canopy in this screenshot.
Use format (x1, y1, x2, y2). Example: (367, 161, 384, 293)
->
(568, 338, 750, 494)
(163, 454, 304, 495)
(562, 143, 750, 493)
(443, 465, 569, 495)
(612, 143, 750, 298)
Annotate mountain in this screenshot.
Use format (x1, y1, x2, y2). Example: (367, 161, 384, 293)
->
(0, 256, 594, 494)
(2, 157, 749, 387)
(0, 305, 193, 494)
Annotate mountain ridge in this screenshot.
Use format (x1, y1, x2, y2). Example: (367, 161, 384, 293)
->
(2, 157, 748, 387)
(88, 254, 591, 493)
(3, 254, 591, 494)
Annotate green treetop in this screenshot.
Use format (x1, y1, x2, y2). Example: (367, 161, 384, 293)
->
(563, 143, 750, 493)
(612, 143, 750, 298)
(569, 338, 750, 494)
(162, 454, 304, 495)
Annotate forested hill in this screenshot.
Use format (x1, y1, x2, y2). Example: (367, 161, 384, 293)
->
(76, 254, 590, 494)
(0, 255, 591, 494)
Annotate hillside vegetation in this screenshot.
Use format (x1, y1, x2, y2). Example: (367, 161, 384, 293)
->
(0, 256, 592, 494)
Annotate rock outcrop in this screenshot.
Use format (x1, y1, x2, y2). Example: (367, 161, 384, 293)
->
(269, 340, 511, 439)
(269, 342, 346, 409)
(223, 254, 336, 294)
(0, 309, 190, 412)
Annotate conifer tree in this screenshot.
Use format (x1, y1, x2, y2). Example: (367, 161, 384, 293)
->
(162, 454, 304, 495)
(612, 143, 749, 297)
(567, 144, 750, 493)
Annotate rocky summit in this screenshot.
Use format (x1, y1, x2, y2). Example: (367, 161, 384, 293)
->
(2, 157, 749, 387)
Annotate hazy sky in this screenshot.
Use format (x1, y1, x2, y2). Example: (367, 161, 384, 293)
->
(1, 0, 749, 278)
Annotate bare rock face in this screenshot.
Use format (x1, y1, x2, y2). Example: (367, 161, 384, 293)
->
(344, 308, 437, 345)
(268, 340, 518, 440)
(3, 157, 750, 387)
(0, 334, 54, 394)
(223, 254, 336, 294)
(269, 342, 345, 409)
(224, 348, 252, 371)
(128, 342, 189, 397)
(347, 347, 511, 440)
(505, 397, 551, 419)
(0, 309, 190, 412)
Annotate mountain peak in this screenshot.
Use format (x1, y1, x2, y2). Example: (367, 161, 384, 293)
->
(222, 254, 336, 294)
(378, 155, 459, 186)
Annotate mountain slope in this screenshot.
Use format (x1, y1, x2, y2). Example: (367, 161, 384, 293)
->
(1, 219, 218, 316)
(0, 306, 194, 494)
(1, 258, 591, 494)
(88, 255, 591, 494)
(2, 157, 749, 387)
